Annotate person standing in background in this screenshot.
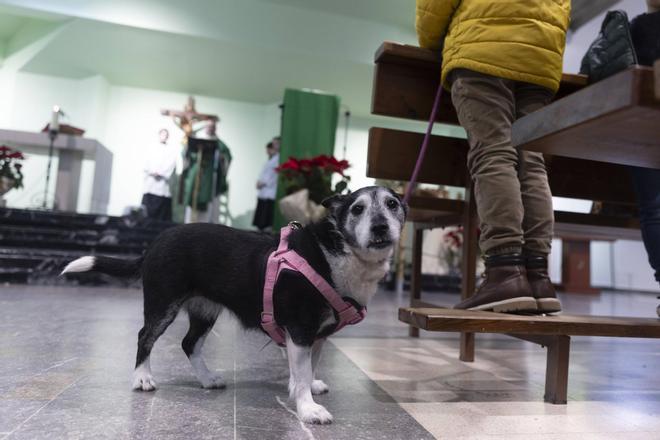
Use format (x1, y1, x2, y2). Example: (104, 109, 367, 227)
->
(252, 138, 280, 232)
(182, 120, 233, 224)
(142, 128, 178, 222)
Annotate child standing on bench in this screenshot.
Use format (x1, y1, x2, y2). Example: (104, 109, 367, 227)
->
(416, 0, 570, 313)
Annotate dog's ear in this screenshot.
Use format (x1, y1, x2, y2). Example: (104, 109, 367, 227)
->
(321, 194, 346, 215)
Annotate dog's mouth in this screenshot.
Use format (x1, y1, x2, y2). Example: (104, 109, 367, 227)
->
(368, 238, 393, 249)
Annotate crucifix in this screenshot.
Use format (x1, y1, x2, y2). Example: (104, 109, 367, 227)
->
(161, 96, 220, 222)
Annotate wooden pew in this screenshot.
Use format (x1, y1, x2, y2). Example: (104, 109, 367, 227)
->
(372, 41, 587, 125)
(399, 307, 660, 403)
(512, 66, 660, 168)
(369, 128, 638, 204)
(369, 127, 641, 338)
(368, 42, 649, 391)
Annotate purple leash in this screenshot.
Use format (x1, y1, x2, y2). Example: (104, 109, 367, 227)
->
(403, 81, 444, 205)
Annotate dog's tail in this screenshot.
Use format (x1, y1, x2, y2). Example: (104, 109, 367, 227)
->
(61, 255, 143, 278)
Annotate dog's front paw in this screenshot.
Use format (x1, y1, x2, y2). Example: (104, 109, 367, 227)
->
(132, 373, 157, 391)
(298, 402, 333, 424)
(200, 373, 226, 389)
(311, 379, 329, 395)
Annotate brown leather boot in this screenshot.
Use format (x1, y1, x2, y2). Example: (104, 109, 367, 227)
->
(526, 255, 562, 313)
(454, 253, 537, 313)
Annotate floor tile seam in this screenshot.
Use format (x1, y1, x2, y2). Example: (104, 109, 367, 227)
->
(275, 395, 317, 440)
(3, 375, 85, 438)
(330, 341, 645, 436)
(328, 340, 439, 438)
(25, 357, 80, 381)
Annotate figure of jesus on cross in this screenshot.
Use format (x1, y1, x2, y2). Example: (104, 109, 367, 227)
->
(161, 96, 218, 140)
(161, 96, 220, 222)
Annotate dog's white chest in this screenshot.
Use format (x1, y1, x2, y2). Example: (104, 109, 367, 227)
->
(325, 252, 389, 306)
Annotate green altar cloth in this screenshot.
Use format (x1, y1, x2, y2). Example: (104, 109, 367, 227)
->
(182, 138, 232, 211)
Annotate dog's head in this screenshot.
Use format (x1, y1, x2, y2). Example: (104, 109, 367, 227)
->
(322, 186, 407, 260)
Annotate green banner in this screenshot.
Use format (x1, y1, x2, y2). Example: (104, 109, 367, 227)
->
(274, 88, 340, 228)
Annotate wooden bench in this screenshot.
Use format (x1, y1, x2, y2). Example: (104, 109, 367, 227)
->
(368, 42, 653, 402)
(399, 307, 660, 403)
(369, 126, 641, 309)
(512, 65, 660, 168)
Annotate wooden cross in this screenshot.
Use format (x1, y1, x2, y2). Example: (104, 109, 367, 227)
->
(161, 96, 219, 222)
(161, 96, 219, 139)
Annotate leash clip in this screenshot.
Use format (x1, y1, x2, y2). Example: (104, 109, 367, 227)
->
(288, 221, 302, 230)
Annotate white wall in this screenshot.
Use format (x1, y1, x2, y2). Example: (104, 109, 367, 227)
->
(1, 71, 275, 227)
(2, 72, 82, 209)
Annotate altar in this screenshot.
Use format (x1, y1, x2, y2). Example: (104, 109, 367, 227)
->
(0, 129, 112, 213)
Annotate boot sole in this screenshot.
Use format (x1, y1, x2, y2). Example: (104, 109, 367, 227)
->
(536, 298, 562, 313)
(467, 296, 538, 313)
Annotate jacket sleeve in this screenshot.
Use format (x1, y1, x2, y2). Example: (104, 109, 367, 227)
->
(416, 0, 460, 50)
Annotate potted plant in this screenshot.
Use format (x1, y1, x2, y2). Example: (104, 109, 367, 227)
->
(277, 154, 350, 224)
(0, 145, 25, 199)
(440, 226, 463, 277)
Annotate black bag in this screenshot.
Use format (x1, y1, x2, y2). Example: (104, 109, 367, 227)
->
(579, 10, 638, 83)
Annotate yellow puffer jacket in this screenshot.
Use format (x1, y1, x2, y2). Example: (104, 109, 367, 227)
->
(416, 0, 570, 92)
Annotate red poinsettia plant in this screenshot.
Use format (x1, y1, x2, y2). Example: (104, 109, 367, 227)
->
(441, 226, 463, 274)
(0, 145, 25, 191)
(276, 154, 350, 204)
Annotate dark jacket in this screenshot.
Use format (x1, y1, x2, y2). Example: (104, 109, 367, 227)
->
(630, 11, 660, 67)
(580, 10, 660, 82)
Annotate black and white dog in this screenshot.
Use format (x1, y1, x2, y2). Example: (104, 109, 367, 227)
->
(62, 186, 406, 424)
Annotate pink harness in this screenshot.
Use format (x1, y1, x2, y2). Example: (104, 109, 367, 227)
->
(261, 223, 366, 346)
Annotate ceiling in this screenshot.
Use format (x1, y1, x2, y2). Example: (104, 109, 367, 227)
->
(0, 0, 417, 116)
(0, 0, 614, 116)
(0, 12, 26, 41)
(255, 0, 413, 31)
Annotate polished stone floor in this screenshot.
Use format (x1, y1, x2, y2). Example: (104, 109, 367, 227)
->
(1, 284, 660, 439)
(0, 285, 432, 440)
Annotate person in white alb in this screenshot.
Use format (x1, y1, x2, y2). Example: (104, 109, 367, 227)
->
(252, 137, 280, 232)
(142, 128, 178, 221)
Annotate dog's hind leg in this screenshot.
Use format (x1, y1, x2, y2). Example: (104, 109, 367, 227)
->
(133, 300, 181, 391)
(311, 338, 329, 395)
(182, 297, 225, 389)
(286, 333, 333, 424)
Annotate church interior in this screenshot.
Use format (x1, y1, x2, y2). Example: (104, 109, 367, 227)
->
(2, 0, 660, 439)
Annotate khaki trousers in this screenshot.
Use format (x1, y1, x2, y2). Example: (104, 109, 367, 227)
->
(450, 69, 554, 256)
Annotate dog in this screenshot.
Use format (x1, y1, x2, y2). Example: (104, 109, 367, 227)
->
(62, 186, 407, 424)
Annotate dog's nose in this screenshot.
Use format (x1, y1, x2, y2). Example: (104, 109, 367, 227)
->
(371, 223, 389, 236)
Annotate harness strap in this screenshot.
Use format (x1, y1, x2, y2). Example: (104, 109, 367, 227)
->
(261, 224, 366, 346)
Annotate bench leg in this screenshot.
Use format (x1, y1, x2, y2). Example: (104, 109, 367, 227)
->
(409, 227, 424, 337)
(544, 335, 570, 404)
(459, 333, 475, 362)
(460, 184, 479, 362)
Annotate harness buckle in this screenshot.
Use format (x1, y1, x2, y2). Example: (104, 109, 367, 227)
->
(288, 221, 302, 230)
(261, 311, 274, 323)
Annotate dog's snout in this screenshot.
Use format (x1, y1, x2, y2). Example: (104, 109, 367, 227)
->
(371, 223, 389, 236)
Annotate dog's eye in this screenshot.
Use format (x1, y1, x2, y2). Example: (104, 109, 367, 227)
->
(386, 199, 398, 210)
(351, 204, 364, 216)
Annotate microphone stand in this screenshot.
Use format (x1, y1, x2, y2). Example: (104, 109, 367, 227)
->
(43, 106, 62, 209)
(42, 128, 57, 209)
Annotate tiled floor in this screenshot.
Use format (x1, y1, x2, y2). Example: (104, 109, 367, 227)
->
(0, 285, 431, 440)
(334, 289, 660, 439)
(1, 284, 660, 439)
